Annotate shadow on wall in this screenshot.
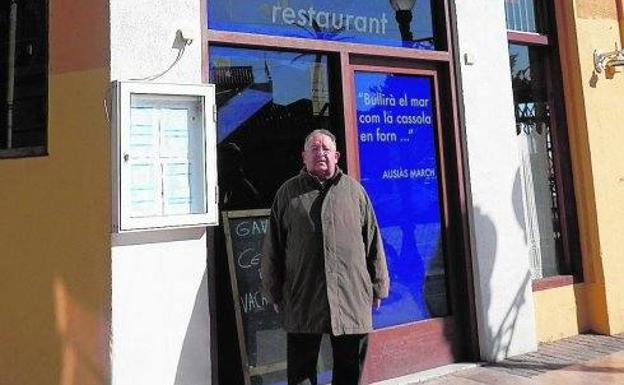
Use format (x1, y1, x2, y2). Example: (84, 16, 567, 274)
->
(488, 271, 532, 360)
(53, 272, 110, 385)
(0, 201, 112, 385)
(1, 21, 112, 383)
(1, 100, 112, 385)
(174, 269, 212, 385)
(490, 168, 531, 359)
(471, 167, 533, 361)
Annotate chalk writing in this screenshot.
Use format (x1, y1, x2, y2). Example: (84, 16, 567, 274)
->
(224, 211, 285, 371)
(235, 219, 268, 237)
(240, 290, 270, 314)
(237, 248, 261, 270)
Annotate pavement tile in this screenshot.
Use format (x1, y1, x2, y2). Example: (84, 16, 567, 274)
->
(533, 352, 624, 385)
(590, 351, 624, 365)
(376, 334, 624, 385)
(419, 376, 481, 385)
(536, 368, 623, 385)
(451, 367, 535, 385)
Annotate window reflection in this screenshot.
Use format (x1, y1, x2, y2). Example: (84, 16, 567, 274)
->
(509, 45, 547, 135)
(208, 0, 436, 50)
(210, 46, 337, 210)
(509, 44, 565, 278)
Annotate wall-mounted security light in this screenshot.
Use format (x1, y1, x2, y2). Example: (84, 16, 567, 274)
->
(132, 29, 194, 82)
(172, 29, 193, 50)
(594, 45, 624, 73)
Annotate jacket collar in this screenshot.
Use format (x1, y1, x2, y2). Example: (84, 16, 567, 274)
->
(300, 167, 343, 189)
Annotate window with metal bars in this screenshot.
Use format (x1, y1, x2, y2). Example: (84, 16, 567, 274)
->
(505, 0, 582, 283)
(0, 0, 47, 158)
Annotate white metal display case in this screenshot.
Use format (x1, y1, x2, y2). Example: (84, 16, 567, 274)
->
(111, 81, 218, 232)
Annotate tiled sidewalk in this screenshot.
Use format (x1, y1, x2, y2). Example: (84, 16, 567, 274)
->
(373, 333, 624, 385)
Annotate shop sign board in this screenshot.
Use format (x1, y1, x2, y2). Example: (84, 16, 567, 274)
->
(208, 0, 435, 49)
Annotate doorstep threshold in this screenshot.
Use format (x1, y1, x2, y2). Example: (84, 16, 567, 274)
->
(369, 362, 480, 385)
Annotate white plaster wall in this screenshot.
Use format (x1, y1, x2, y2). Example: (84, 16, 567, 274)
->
(452, 0, 538, 361)
(111, 230, 211, 385)
(109, 0, 211, 384)
(110, 0, 202, 83)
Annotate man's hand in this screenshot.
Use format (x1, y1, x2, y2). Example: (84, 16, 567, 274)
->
(372, 298, 381, 311)
(273, 303, 280, 313)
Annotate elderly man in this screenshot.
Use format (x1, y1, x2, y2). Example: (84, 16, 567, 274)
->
(261, 129, 389, 385)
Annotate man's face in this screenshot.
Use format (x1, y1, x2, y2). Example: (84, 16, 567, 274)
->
(302, 133, 340, 180)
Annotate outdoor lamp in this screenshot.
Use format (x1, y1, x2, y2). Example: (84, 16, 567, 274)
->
(390, 0, 417, 44)
(594, 44, 624, 73)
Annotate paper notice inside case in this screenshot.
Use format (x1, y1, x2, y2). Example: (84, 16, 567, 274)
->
(161, 108, 190, 158)
(129, 107, 158, 158)
(163, 162, 193, 215)
(129, 162, 160, 217)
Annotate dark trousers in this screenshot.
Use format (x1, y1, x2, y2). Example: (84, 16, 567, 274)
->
(287, 333, 369, 385)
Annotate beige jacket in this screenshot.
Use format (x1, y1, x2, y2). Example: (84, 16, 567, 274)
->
(261, 168, 389, 335)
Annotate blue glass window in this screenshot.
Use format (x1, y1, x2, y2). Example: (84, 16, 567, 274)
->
(210, 45, 339, 208)
(209, 0, 436, 50)
(355, 71, 448, 328)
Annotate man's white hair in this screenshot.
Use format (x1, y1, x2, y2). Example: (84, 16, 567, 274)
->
(304, 129, 337, 150)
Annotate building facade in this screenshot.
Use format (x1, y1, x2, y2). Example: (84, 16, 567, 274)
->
(1, 0, 624, 384)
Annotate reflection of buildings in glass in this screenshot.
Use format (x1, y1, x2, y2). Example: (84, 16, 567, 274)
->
(374, 223, 448, 325)
(210, 50, 333, 207)
(423, 234, 448, 317)
(290, 19, 336, 118)
(389, 0, 435, 49)
(389, 0, 417, 44)
(399, 221, 427, 315)
(211, 65, 255, 94)
(218, 142, 261, 210)
(375, 224, 428, 327)
(310, 62, 329, 116)
(509, 48, 561, 278)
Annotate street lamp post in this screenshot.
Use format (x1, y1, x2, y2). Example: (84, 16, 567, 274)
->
(390, 0, 417, 46)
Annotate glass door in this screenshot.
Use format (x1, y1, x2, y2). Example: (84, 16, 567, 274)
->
(356, 70, 447, 326)
(348, 66, 463, 382)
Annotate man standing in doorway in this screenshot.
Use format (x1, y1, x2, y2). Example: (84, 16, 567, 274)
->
(261, 129, 389, 385)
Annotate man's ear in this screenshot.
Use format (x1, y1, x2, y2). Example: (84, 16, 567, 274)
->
(334, 150, 341, 161)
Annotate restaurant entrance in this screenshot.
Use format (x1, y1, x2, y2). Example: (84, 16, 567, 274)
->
(206, 0, 478, 383)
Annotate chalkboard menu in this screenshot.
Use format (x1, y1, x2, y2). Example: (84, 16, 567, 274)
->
(222, 209, 287, 385)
